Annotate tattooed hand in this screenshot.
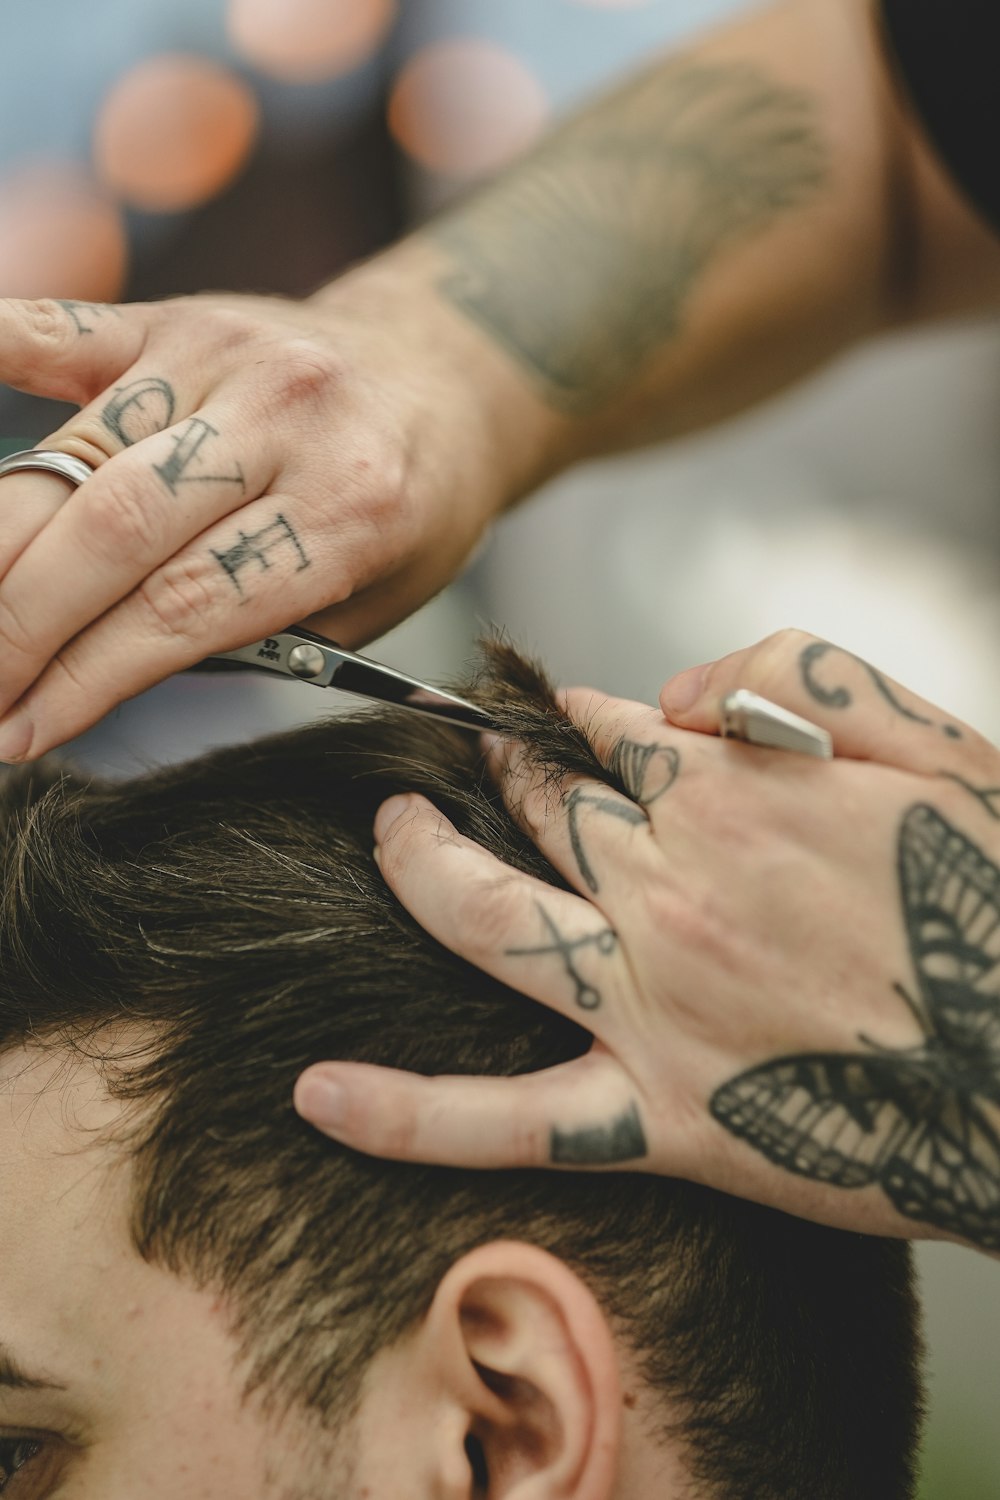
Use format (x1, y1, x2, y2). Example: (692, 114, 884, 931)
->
(297, 635, 1000, 1254)
(0, 262, 561, 757)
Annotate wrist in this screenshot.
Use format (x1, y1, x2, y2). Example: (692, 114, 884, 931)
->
(309, 237, 580, 517)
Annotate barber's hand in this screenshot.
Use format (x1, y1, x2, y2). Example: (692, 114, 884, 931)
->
(297, 631, 1000, 1252)
(0, 252, 561, 759)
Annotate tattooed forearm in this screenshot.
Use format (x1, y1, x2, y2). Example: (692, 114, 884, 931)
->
(506, 901, 617, 1011)
(711, 803, 1000, 1251)
(800, 640, 963, 740)
(608, 739, 680, 806)
(57, 299, 123, 335)
(551, 1101, 648, 1165)
(434, 59, 829, 409)
(212, 513, 310, 598)
(565, 787, 645, 894)
(153, 417, 245, 497)
(102, 377, 177, 447)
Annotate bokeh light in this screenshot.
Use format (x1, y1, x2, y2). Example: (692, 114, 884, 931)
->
(227, 0, 397, 83)
(0, 162, 128, 301)
(389, 40, 549, 178)
(94, 55, 259, 213)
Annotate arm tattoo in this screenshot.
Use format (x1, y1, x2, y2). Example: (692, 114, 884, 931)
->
(551, 1101, 648, 1165)
(57, 299, 122, 335)
(800, 639, 963, 740)
(565, 787, 645, 894)
(153, 417, 245, 497)
(711, 803, 1000, 1250)
(212, 513, 310, 599)
(102, 376, 176, 447)
(433, 59, 829, 409)
(506, 901, 617, 1012)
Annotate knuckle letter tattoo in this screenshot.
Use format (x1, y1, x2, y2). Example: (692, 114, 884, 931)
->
(551, 1101, 649, 1165)
(212, 514, 310, 599)
(799, 639, 963, 741)
(153, 417, 245, 497)
(57, 300, 123, 335)
(102, 376, 177, 447)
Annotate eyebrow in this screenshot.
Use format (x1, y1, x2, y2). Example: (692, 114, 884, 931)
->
(0, 1342, 66, 1392)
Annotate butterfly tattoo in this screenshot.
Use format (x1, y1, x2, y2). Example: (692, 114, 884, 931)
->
(711, 804, 1000, 1250)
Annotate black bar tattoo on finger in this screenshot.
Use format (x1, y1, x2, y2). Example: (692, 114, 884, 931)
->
(551, 1101, 649, 1165)
(506, 901, 617, 1011)
(800, 640, 963, 740)
(57, 299, 123, 335)
(153, 417, 245, 497)
(212, 513, 310, 599)
(102, 376, 177, 447)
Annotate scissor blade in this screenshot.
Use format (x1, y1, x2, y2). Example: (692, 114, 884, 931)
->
(210, 629, 496, 734)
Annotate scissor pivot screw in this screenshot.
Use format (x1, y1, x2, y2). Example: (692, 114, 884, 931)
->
(287, 643, 326, 679)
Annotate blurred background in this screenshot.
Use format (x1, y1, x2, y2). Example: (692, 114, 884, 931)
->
(0, 1, 998, 1491)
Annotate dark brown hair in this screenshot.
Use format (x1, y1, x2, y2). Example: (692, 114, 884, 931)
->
(0, 645, 923, 1498)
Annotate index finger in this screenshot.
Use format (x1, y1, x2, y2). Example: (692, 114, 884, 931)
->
(0, 297, 148, 407)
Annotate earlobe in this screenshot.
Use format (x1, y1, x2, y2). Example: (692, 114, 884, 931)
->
(428, 1240, 622, 1499)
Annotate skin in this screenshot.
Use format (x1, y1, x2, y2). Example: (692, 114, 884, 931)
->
(0, 0, 996, 757)
(296, 631, 1000, 1257)
(0, 1046, 682, 1499)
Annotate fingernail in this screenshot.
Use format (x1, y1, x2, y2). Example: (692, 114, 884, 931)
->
(0, 707, 33, 763)
(661, 663, 712, 715)
(374, 793, 413, 843)
(296, 1073, 348, 1130)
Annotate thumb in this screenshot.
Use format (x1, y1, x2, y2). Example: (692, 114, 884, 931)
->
(659, 627, 995, 776)
(0, 297, 149, 407)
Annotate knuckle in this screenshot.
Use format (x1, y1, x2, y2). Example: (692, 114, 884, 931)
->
(136, 555, 218, 642)
(14, 297, 73, 350)
(264, 341, 344, 411)
(753, 627, 820, 691)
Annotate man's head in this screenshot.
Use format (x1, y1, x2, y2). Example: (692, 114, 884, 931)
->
(0, 646, 923, 1499)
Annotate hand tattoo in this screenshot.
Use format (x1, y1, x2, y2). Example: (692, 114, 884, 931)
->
(102, 376, 176, 447)
(711, 803, 1000, 1250)
(212, 514, 310, 599)
(551, 1101, 648, 1165)
(565, 787, 646, 894)
(153, 417, 245, 497)
(506, 901, 617, 1011)
(939, 773, 1000, 822)
(799, 639, 963, 740)
(607, 738, 680, 806)
(57, 299, 122, 335)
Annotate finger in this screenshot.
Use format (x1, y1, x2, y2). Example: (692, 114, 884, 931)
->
(485, 734, 660, 901)
(0, 405, 267, 719)
(659, 627, 996, 776)
(0, 490, 335, 758)
(374, 793, 631, 1027)
(0, 298, 149, 407)
(557, 687, 683, 809)
(294, 1047, 650, 1171)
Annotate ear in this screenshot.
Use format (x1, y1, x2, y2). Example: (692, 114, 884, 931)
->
(422, 1240, 622, 1499)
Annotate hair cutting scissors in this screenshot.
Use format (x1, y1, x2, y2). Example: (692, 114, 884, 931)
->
(204, 625, 497, 734)
(0, 446, 830, 752)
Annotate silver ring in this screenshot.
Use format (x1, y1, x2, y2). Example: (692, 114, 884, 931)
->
(720, 689, 832, 759)
(0, 448, 95, 489)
